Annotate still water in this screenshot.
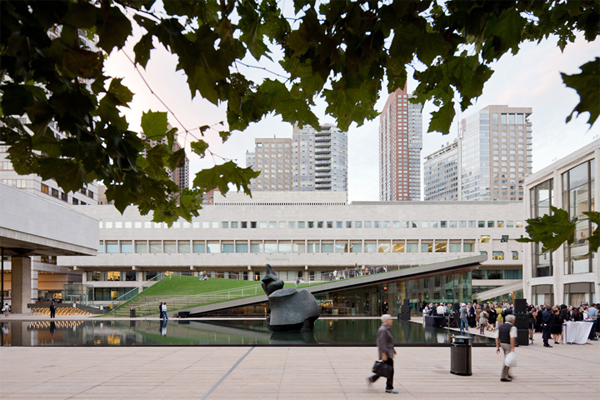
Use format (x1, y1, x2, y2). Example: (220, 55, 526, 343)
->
(0, 319, 495, 347)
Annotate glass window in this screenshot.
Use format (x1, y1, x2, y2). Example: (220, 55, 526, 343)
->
(516, 221, 523, 228)
(212, 222, 219, 229)
(164, 241, 176, 253)
(478, 221, 485, 228)
(351, 242, 362, 253)
(222, 243, 234, 253)
(149, 241, 162, 253)
(506, 220, 514, 228)
(374, 221, 381, 228)
(411, 221, 418, 228)
(459, 221, 466, 228)
(335, 242, 347, 253)
(364, 242, 377, 253)
(231, 221, 239, 228)
(236, 243, 248, 253)
(279, 242, 292, 253)
(264, 242, 277, 253)
(120, 242, 132, 253)
(440, 221, 447, 228)
(222, 221, 229, 229)
(250, 243, 263, 253)
(202, 221, 209, 228)
(260, 221, 267, 228)
(501, 235, 509, 243)
(355, 221, 362, 228)
(288, 221, 295, 229)
(512, 251, 519, 260)
(449, 221, 457, 228)
(421, 241, 432, 253)
(335, 221, 342, 228)
(431, 221, 438, 228)
(383, 221, 391, 228)
(393, 221, 400, 228)
(463, 241, 475, 252)
(492, 251, 504, 260)
(346, 221, 352, 228)
(207, 242, 220, 253)
(406, 241, 418, 253)
(321, 243, 334, 253)
(307, 221, 314, 228)
(105, 242, 119, 253)
(449, 242, 461, 252)
(241, 221, 248, 228)
(469, 221, 476, 228)
(378, 242, 390, 253)
(480, 235, 490, 243)
(364, 221, 372, 228)
(279, 221, 286, 229)
(98, 241, 104, 253)
(135, 241, 147, 253)
(487, 220, 494, 228)
(293, 242, 305, 253)
(269, 221, 276, 228)
(193, 242, 205, 253)
(307, 242, 320, 253)
(497, 220, 504, 228)
(178, 242, 190, 253)
(435, 240, 447, 252)
(421, 221, 429, 228)
(318, 221, 324, 228)
(251, 221, 257, 228)
(298, 221, 305, 228)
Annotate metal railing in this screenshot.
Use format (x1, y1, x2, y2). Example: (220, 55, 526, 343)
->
(104, 273, 165, 314)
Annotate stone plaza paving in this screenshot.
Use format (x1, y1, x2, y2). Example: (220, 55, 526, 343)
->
(1, 316, 599, 399)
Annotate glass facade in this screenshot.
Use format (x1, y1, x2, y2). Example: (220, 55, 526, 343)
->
(201, 270, 472, 317)
(563, 159, 595, 274)
(530, 179, 553, 277)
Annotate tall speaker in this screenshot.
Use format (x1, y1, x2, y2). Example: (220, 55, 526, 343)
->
(513, 298, 529, 346)
(399, 299, 411, 321)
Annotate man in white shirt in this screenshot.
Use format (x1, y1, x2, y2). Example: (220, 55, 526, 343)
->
(495, 314, 517, 382)
(437, 303, 445, 315)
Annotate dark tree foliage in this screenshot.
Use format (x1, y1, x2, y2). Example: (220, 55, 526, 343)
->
(1, 0, 598, 225)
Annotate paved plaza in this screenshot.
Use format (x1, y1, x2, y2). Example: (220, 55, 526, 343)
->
(1, 315, 599, 399)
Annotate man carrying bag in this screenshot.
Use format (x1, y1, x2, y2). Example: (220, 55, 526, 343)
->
(367, 314, 398, 394)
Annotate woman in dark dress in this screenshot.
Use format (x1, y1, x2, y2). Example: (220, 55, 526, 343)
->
(487, 305, 497, 331)
(527, 306, 537, 343)
(550, 307, 562, 344)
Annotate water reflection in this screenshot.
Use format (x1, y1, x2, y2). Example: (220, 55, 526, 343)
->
(1, 319, 495, 347)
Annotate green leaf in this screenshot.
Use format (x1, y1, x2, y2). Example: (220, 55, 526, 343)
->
(427, 102, 455, 134)
(562, 58, 600, 127)
(133, 33, 154, 69)
(0, 84, 35, 116)
(141, 110, 168, 141)
(96, 5, 132, 53)
(190, 140, 209, 157)
(192, 161, 260, 196)
(63, 1, 97, 29)
(516, 207, 576, 253)
(62, 49, 103, 79)
(582, 211, 600, 254)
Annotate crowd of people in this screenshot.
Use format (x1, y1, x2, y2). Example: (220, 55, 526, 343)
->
(421, 300, 600, 343)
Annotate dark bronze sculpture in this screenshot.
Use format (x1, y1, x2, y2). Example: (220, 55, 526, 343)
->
(261, 264, 320, 332)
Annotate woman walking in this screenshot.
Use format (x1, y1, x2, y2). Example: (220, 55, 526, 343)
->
(479, 307, 489, 335)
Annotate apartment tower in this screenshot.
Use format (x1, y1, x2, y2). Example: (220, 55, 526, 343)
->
(379, 86, 423, 201)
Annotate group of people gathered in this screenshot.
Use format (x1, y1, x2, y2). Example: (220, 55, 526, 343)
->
(533, 303, 599, 347)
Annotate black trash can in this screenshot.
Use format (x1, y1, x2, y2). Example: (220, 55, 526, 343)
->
(450, 335, 472, 376)
(130, 308, 136, 318)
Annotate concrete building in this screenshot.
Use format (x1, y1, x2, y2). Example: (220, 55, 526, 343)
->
(58, 192, 524, 304)
(246, 137, 293, 191)
(247, 125, 348, 194)
(424, 140, 459, 201)
(460, 105, 532, 201)
(0, 182, 98, 310)
(523, 140, 600, 306)
(379, 86, 423, 201)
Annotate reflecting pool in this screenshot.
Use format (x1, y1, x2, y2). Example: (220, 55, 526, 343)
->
(0, 319, 495, 347)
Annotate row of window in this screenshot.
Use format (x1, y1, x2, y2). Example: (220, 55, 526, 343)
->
(97, 238, 516, 256)
(41, 183, 92, 205)
(100, 219, 524, 230)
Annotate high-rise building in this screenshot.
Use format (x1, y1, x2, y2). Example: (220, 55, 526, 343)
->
(292, 124, 347, 192)
(424, 140, 459, 201)
(247, 124, 348, 193)
(379, 86, 423, 201)
(140, 131, 189, 191)
(460, 105, 532, 201)
(247, 137, 293, 191)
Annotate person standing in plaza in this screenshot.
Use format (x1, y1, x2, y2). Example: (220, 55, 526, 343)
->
(2, 303, 9, 318)
(587, 303, 598, 341)
(162, 302, 168, 320)
(542, 306, 552, 347)
(367, 314, 398, 394)
(159, 302, 163, 320)
(459, 303, 469, 334)
(468, 302, 476, 328)
(495, 314, 517, 382)
(49, 301, 56, 318)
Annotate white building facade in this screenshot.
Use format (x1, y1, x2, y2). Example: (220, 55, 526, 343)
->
(424, 140, 459, 201)
(523, 140, 600, 306)
(58, 192, 525, 303)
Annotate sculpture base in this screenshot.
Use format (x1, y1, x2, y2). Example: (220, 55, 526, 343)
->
(267, 315, 319, 333)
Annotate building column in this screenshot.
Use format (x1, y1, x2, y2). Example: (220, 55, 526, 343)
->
(11, 256, 31, 314)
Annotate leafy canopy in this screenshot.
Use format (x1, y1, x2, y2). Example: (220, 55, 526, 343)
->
(1, 0, 598, 223)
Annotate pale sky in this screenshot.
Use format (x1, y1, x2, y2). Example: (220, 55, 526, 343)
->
(105, 21, 600, 202)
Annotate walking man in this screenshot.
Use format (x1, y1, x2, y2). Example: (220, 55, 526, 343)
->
(459, 303, 469, 334)
(495, 314, 517, 382)
(367, 314, 398, 394)
(162, 302, 168, 320)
